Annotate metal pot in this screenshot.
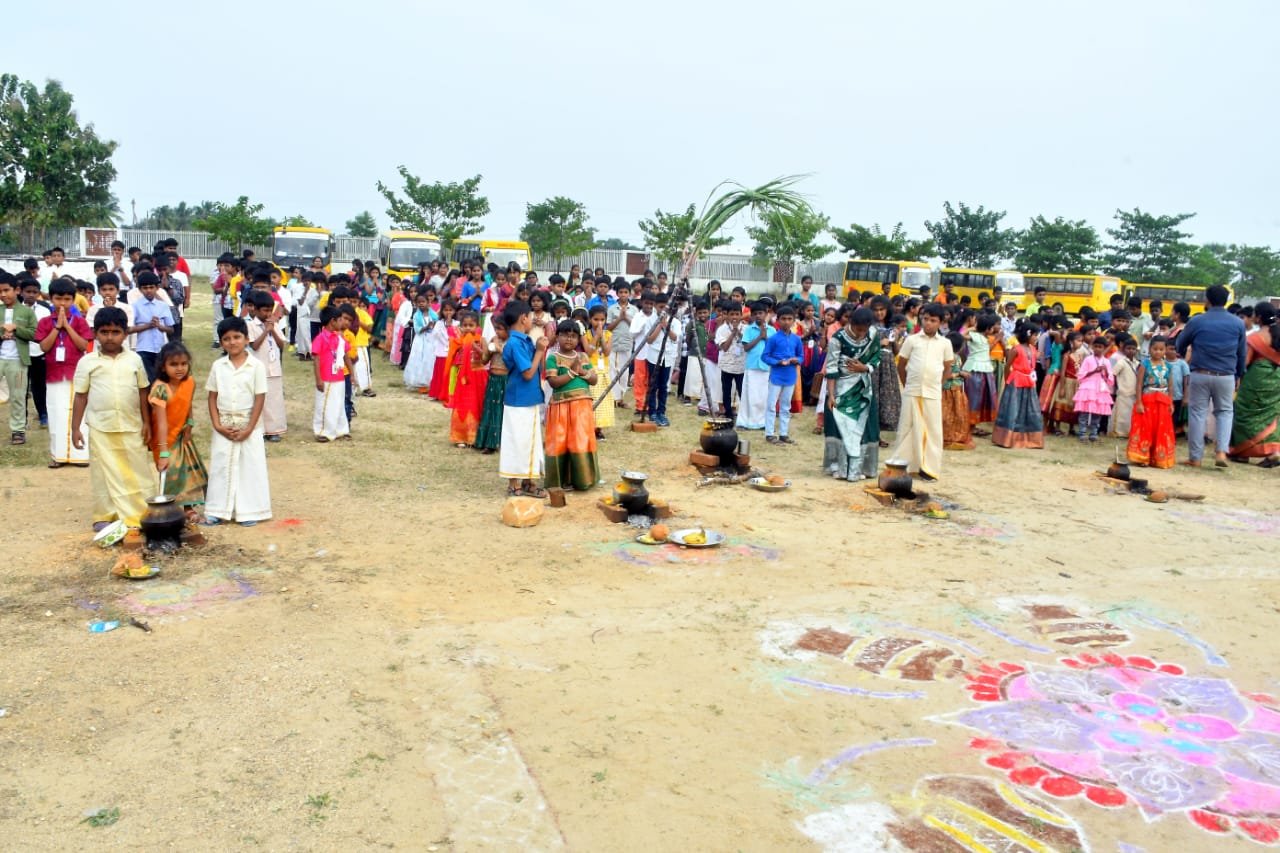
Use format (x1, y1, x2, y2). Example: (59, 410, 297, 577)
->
(1106, 462, 1131, 481)
(613, 471, 650, 514)
(700, 417, 739, 467)
(878, 462, 915, 497)
(140, 494, 186, 547)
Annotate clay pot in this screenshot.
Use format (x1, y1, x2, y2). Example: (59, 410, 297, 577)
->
(1106, 461, 1131, 481)
(700, 417, 740, 467)
(613, 471, 650, 514)
(140, 495, 186, 547)
(878, 462, 915, 497)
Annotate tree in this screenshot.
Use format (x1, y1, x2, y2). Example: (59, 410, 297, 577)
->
(924, 202, 1016, 268)
(374, 167, 489, 250)
(134, 200, 218, 230)
(0, 74, 118, 240)
(830, 222, 935, 261)
(195, 196, 275, 249)
(1180, 243, 1234, 287)
(638, 203, 731, 265)
(597, 237, 640, 250)
(274, 215, 315, 228)
(1013, 216, 1101, 273)
(520, 196, 597, 272)
(345, 210, 378, 237)
(1103, 208, 1196, 283)
(746, 208, 834, 273)
(1232, 245, 1280, 298)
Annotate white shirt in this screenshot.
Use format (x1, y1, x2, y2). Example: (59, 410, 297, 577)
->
(640, 315, 681, 365)
(715, 321, 747, 374)
(205, 354, 268, 413)
(897, 331, 954, 400)
(29, 303, 51, 358)
(0, 307, 18, 360)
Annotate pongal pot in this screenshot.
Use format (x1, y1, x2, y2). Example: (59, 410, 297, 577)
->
(699, 417, 739, 467)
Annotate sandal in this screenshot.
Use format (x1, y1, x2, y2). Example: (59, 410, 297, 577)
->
(1260, 458, 1280, 469)
(506, 486, 525, 497)
(878, 440, 890, 448)
(48, 460, 64, 469)
(10, 432, 24, 445)
(523, 484, 550, 499)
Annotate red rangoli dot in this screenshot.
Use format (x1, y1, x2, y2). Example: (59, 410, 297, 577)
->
(1062, 659, 1086, 669)
(1157, 663, 1186, 675)
(1084, 785, 1127, 807)
(1238, 820, 1280, 844)
(1009, 766, 1050, 786)
(1040, 776, 1084, 797)
(1125, 656, 1156, 670)
(985, 753, 1021, 770)
(1190, 810, 1230, 833)
(1101, 653, 1126, 667)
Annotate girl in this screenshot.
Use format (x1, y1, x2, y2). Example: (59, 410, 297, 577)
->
(203, 317, 271, 526)
(528, 290, 555, 345)
(403, 293, 437, 392)
(869, 296, 900, 447)
(963, 313, 998, 436)
(1073, 336, 1114, 442)
(942, 332, 974, 450)
(474, 318, 509, 454)
(1126, 336, 1176, 468)
(306, 272, 324, 351)
(1228, 303, 1280, 467)
(992, 321, 1045, 449)
(148, 341, 208, 508)
(571, 306, 590, 339)
(1109, 335, 1140, 438)
(583, 305, 614, 438)
(544, 320, 600, 491)
(1049, 330, 1085, 436)
(295, 273, 314, 361)
(823, 305, 880, 481)
(1038, 323, 1064, 434)
(427, 300, 458, 401)
(390, 283, 415, 366)
(903, 297, 921, 334)
(447, 310, 488, 447)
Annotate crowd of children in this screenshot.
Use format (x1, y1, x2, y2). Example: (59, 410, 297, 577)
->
(7, 243, 1277, 532)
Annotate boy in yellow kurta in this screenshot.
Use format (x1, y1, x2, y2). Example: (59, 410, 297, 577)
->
(71, 307, 154, 530)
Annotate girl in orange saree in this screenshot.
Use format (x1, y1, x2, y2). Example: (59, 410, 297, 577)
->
(1126, 337, 1176, 469)
(447, 311, 488, 446)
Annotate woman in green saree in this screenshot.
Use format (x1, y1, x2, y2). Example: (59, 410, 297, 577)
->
(1229, 304, 1280, 468)
(823, 306, 881, 481)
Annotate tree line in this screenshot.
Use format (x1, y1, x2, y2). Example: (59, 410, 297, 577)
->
(1, 72, 1276, 297)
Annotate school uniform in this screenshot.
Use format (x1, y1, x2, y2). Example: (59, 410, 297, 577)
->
(72, 349, 154, 526)
(246, 317, 287, 437)
(204, 355, 272, 523)
(888, 331, 954, 479)
(736, 322, 775, 430)
(35, 313, 92, 463)
(312, 328, 350, 440)
(499, 331, 545, 480)
(0, 301, 36, 437)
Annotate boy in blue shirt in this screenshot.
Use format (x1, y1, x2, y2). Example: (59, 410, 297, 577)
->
(763, 303, 803, 444)
(735, 300, 774, 430)
(500, 300, 550, 498)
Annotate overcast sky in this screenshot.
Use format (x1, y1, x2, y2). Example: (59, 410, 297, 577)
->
(8, 0, 1278, 254)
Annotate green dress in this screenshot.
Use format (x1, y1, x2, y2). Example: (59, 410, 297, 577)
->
(823, 327, 881, 480)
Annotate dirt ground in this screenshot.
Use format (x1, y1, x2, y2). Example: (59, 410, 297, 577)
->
(1, 301, 1278, 852)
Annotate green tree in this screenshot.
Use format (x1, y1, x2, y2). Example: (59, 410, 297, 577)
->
(375, 167, 489, 250)
(597, 237, 640, 250)
(195, 196, 275, 250)
(638, 203, 731, 265)
(1013, 216, 1101, 273)
(0, 74, 118, 240)
(274, 215, 316, 228)
(345, 210, 378, 237)
(520, 196, 597, 272)
(1102, 208, 1196, 283)
(746, 208, 834, 271)
(1179, 243, 1234, 287)
(1232, 245, 1280, 298)
(924, 202, 1016, 267)
(830, 222, 935, 261)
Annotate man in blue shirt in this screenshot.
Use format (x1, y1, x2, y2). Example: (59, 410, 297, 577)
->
(1175, 284, 1246, 467)
(584, 277, 616, 312)
(499, 300, 551, 497)
(762, 303, 803, 444)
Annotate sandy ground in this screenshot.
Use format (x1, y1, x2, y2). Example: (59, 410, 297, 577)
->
(1, 301, 1278, 852)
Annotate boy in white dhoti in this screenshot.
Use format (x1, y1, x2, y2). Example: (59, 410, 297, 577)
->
(888, 303, 954, 482)
(499, 300, 550, 498)
(735, 301, 774, 430)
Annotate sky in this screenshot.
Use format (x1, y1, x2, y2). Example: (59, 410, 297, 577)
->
(7, 0, 1279, 256)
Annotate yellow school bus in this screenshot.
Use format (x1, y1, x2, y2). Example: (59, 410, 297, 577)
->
(938, 268, 1025, 305)
(376, 230, 443, 282)
(1023, 273, 1124, 315)
(1124, 282, 1233, 317)
(843, 259, 932, 299)
(450, 237, 532, 273)
(271, 226, 333, 284)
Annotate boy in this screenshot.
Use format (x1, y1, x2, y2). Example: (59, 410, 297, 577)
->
(641, 293, 681, 427)
(715, 300, 747, 420)
(19, 277, 51, 428)
(888, 303, 954, 481)
(246, 291, 288, 442)
(1166, 329, 1191, 436)
(763, 303, 803, 444)
(311, 305, 351, 442)
(108, 240, 133, 292)
(90, 273, 135, 351)
(36, 279, 92, 466)
(606, 282, 636, 407)
(128, 272, 174, 381)
(735, 301, 774, 431)
(337, 304, 360, 421)
(70, 307, 153, 529)
(681, 299, 711, 408)
(629, 290, 657, 419)
(0, 272, 38, 444)
(500, 300, 550, 498)
(204, 317, 271, 526)
(155, 254, 188, 340)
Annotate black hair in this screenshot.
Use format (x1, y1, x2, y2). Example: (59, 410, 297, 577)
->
(1149, 335, 1169, 348)
(555, 319, 579, 336)
(528, 289, 550, 308)
(588, 304, 607, 317)
(217, 316, 249, 339)
(50, 246, 65, 254)
(946, 331, 966, 353)
(93, 306, 128, 331)
(921, 303, 946, 320)
(503, 300, 531, 328)
(889, 313, 906, 327)
(249, 291, 275, 310)
(329, 285, 354, 300)
(748, 300, 768, 313)
(850, 306, 875, 327)
(1013, 321, 1035, 345)
(548, 273, 565, 285)
(1205, 285, 1229, 307)
(1172, 301, 1191, 321)
(975, 313, 998, 334)
(775, 303, 796, 318)
(456, 309, 479, 325)
(156, 341, 192, 381)
(320, 305, 341, 326)
(49, 278, 77, 297)
(337, 304, 358, 322)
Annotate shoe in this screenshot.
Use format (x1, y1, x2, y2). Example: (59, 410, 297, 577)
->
(918, 471, 938, 482)
(766, 435, 780, 444)
(655, 416, 670, 427)
(38, 417, 47, 428)
(361, 390, 377, 398)
(681, 398, 692, 406)
(265, 434, 283, 443)
(779, 436, 796, 445)
(9, 432, 24, 445)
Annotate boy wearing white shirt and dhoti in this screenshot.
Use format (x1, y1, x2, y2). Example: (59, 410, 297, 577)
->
(203, 316, 272, 526)
(888, 303, 954, 482)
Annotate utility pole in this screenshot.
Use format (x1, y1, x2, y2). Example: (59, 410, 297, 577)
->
(131, 199, 137, 228)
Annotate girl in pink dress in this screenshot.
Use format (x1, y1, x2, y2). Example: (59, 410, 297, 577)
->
(1073, 336, 1114, 442)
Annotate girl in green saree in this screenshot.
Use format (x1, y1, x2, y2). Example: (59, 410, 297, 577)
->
(823, 306, 881, 481)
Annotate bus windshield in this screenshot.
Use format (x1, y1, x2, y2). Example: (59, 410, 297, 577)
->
(388, 241, 442, 269)
(486, 248, 531, 270)
(274, 236, 330, 264)
(995, 272, 1025, 295)
(902, 268, 931, 292)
